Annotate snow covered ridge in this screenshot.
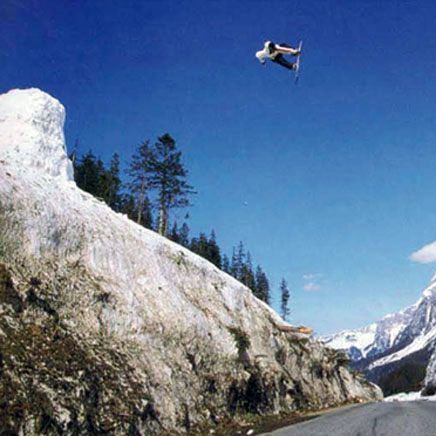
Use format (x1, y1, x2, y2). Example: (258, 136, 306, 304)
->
(322, 276, 436, 391)
(322, 324, 378, 361)
(321, 305, 417, 362)
(0, 88, 73, 181)
(0, 88, 382, 435)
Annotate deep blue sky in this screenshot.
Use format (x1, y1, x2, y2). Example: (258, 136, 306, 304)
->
(2, 0, 436, 334)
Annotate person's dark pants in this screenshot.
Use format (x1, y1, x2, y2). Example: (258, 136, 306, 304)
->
(272, 54, 295, 71)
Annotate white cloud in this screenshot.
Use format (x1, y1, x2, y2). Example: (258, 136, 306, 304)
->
(303, 273, 323, 281)
(303, 282, 321, 292)
(302, 273, 324, 292)
(410, 241, 436, 264)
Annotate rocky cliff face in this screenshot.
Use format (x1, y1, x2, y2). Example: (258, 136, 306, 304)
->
(423, 348, 436, 395)
(0, 88, 382, 436)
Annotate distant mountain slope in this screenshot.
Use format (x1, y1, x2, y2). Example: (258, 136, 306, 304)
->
(0, 88, 382, 436)
(322, 278, 436, 386)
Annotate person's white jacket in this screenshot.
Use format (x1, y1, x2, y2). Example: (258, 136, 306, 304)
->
(255, 41, 300, 64)
(255, 41, 276, 64)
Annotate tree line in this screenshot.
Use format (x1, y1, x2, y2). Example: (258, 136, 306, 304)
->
(71, 133, 291, 319)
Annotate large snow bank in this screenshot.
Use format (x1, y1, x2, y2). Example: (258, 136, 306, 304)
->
(0, 88, 73, 181)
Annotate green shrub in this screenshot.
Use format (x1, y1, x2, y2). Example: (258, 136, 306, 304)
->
(228, 327, 250, 355)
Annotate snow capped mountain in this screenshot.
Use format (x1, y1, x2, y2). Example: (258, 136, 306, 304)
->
(322, 276, 436, 382)
(323, 323, 378, 361)
(323, 305, 417, 361)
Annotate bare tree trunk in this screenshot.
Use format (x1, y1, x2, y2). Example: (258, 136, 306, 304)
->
(158, 206, 165, 235)
(158, 204, 170, 236)
(136, 180, 146, 225)
(163, 210, 169, 236)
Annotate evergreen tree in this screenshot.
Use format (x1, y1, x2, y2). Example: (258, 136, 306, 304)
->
(190, 235, 199, 255)
(149, 133, 196, 236)
(378, 362, 426, 396)
(74, 150, 103, 197)
(280, 279, 290, 321)
(170, 222, 180, 243)
(101, 152, 122, 210)
(189, 231, 221, 268)
(230, 241, 246, 281)
(207, 230, 222, 269)
(73, 149, 122, 209)
(127, 139, 154, 226)
(230, 247, 239, 279)
(119, 193, 138, 221)
(254, 266, 270, 304)
(236, 241, 246, 278)
(179, 223, 190, 247)
(221, 254, 230, 274)
(141, 198, 154, 229)
(118, 193, 153, 230)
(240, 252, 256, 291)
(190, 232, 209, 259)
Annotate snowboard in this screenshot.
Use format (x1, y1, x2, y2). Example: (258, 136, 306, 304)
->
(292, 326, 313, 334)
(294, 40, 303, 84)
(279, 325, 313, 335)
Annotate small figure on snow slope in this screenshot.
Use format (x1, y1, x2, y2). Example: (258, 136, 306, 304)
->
(255, 40, 301, 72)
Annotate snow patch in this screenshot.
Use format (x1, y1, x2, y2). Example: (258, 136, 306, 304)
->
(423, 281, 436, 298)
(384, 391, 436, 402)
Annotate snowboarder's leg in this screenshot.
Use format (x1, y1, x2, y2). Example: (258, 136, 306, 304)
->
(272, 54, 297, 71)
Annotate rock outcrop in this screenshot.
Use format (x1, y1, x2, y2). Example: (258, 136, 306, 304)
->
(0, 88, 382, 436)
(423, 347, 436, 396)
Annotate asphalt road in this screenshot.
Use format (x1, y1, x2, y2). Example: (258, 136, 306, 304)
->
(261, 401, 436, 436)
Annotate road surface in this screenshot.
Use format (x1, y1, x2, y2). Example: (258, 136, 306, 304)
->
(261, 401, 436, 436)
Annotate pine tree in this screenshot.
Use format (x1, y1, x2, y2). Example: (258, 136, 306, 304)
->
(74, 150, 103, 197)
(230, 241, 246, 281)
(127, 139, 154, 226)
(191, 232, 209, 258)
(230, 248, 239, 279)
(170, 222, 180, 243)
(119, 193, 138, 221)
(221, 254, 230, 274)
(207, 230, 222, 269)
(280, 279, 290, 321)
(254, 266, 270, 304)
(179, 222, 190, 247)
(101, 153, 122, 210)
(149, 133, 196, 236)
(141, 198, 154, 229)
(240, 252, 256, 291)
(72, 149, 150, 227)
(236, 241, 246, 276)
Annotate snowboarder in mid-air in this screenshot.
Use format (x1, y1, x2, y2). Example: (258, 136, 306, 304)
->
(255, 40, 302, 77)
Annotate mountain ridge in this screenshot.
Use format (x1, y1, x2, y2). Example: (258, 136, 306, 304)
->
(322, 276, 436, 388)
